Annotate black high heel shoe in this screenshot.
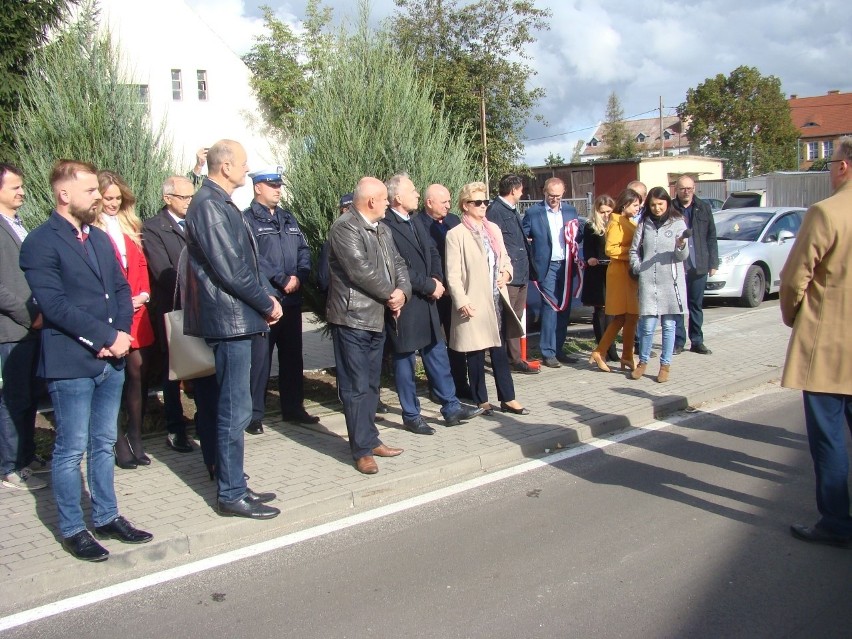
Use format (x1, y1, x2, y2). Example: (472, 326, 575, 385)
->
(114, 445, 138, 470)
(128, 441, 151, 466)
(500, 402, 530, 415)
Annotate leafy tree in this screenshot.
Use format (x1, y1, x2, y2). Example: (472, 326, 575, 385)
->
(544, 152, 566, 166)
(0, 0, 79, 161)
(678, 65, 799, 178)
(286, 3, 475, 315)
(808, 158, 828, 171)
(11, 0, 175, 227)
(602, 92, 637, 160)
(390, 0, 551, 185)
(242, 1, 332, 136)
(570, 140, 584, 163)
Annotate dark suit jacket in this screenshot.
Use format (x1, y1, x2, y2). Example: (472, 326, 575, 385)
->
(672, 195, 719, 275)
(413, 209, 460, 269)
(522, 201, 579, 284)
(142, 206, 186, 313)
(381, 209, 443, 353)
(0, 216, 37, 343)
(486, 197, 534, 285)
(20, 212, 133, 379)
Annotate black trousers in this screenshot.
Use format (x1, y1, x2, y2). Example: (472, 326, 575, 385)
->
(466, 343, 515, 406)
(250, 305, 304, 421)
(332, 325, 384, 460)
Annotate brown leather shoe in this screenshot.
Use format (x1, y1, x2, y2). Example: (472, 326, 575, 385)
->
(372, 443, 404, 457)
(355, 456, 378, 474)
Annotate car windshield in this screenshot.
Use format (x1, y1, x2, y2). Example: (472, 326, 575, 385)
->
(714, 211, 774, 241)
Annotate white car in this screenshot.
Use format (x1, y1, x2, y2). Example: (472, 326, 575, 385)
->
(705, 206, 806, 307)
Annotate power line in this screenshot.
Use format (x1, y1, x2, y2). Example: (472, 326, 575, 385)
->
(523, 107, 676, 143)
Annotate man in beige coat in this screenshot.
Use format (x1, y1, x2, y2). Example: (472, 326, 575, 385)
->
(781, 136, 852, 547)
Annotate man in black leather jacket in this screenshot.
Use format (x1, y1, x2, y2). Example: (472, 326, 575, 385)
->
(672, 175, 719, 355)
(326, 177, 411, 475)
(184, 140, 283, 519)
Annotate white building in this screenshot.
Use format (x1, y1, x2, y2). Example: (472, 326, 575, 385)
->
(97, 0, 277, 207)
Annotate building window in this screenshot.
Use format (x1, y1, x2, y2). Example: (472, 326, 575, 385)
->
(807, 141, 818, 160)
(197, 70, 208, 101)
(822, 140, 834, 159)
(171, 69, 182, 101)
(131, 84, 149, 105)
(663, 130, 671, 140)
(636, 133, 646, 143)
(589, 138, 598, 147)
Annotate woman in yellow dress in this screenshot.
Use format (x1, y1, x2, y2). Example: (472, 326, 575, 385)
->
(588, 188, 642, 373)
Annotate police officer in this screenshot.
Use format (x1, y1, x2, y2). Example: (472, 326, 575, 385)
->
(243, 166, 317, 432)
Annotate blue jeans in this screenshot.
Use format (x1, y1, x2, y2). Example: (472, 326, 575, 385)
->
(638, 315, 678, 366)
(394, 339, 461, 422)
(803, 391, 852, 537)
(332, 325, 383, 459)
(539, 260, 573, 359)
(674, 271, 707, 348)
(0, 339, 39, 476)
(48, 363, 124, 538)
(209, 337, 252, 503)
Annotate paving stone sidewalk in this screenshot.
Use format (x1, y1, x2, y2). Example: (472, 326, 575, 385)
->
(0, 305, 790, 613)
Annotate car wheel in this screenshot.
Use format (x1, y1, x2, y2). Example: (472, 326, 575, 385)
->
(739, 265, 765, 308)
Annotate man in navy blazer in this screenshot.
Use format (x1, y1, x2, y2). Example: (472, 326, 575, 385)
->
(20, 160, 152, 562)
(522, 177, 580, 368)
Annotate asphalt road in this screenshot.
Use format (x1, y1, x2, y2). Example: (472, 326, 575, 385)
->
(7, 383, 849, 639)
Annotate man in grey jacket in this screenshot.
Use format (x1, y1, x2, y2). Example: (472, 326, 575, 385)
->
(184, 140, 282, 519)
(0, 164, 46, 490)
(327, 177, 411, 474)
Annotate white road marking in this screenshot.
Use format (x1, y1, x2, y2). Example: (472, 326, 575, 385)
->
(0, 387, 776, 632)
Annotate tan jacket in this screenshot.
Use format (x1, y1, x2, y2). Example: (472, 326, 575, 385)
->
(780, 180, 852, 394)
(445, 223, 520, 352)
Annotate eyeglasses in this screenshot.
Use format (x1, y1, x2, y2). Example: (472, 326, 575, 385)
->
(168, 194, 193, 202)
(545, 193, 563, 200)
(466, 199, 489, 207)
(824, 159, 846, 166)
(677, 187, 694, 192)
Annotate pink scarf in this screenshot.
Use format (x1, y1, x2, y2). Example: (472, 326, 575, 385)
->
(462, 214, 506, 262)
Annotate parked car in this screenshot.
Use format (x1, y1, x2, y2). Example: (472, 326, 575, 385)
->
(705, 206, 806, 307)
(722, 190, 767, 209)
(705, 197, 724, 212)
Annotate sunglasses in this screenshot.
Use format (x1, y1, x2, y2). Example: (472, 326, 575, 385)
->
(466, 199, 489, 207)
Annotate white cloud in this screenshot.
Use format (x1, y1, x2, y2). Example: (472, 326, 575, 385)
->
(184, 0, 852, 167)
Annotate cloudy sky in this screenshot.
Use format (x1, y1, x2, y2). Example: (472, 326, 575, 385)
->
(186, 0, 850, 166)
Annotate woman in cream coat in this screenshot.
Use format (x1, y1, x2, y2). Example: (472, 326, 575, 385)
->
(445, 182, 527, 416)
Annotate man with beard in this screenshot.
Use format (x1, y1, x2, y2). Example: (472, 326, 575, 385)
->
(20, 160, 152, 561)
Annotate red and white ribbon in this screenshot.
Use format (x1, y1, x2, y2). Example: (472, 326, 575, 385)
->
(535, 218, 585, 312)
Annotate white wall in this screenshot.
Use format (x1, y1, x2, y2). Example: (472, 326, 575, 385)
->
(98, 0, 278, 207)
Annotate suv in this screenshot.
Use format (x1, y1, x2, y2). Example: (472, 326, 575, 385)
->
(722, 190, 767, 210)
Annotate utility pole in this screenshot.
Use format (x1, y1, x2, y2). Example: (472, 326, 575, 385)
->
(659, 96, 664, 157)
(479, 84, 489, 198)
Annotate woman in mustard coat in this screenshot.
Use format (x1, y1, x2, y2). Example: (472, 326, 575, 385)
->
(588, 188, 642, 372)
